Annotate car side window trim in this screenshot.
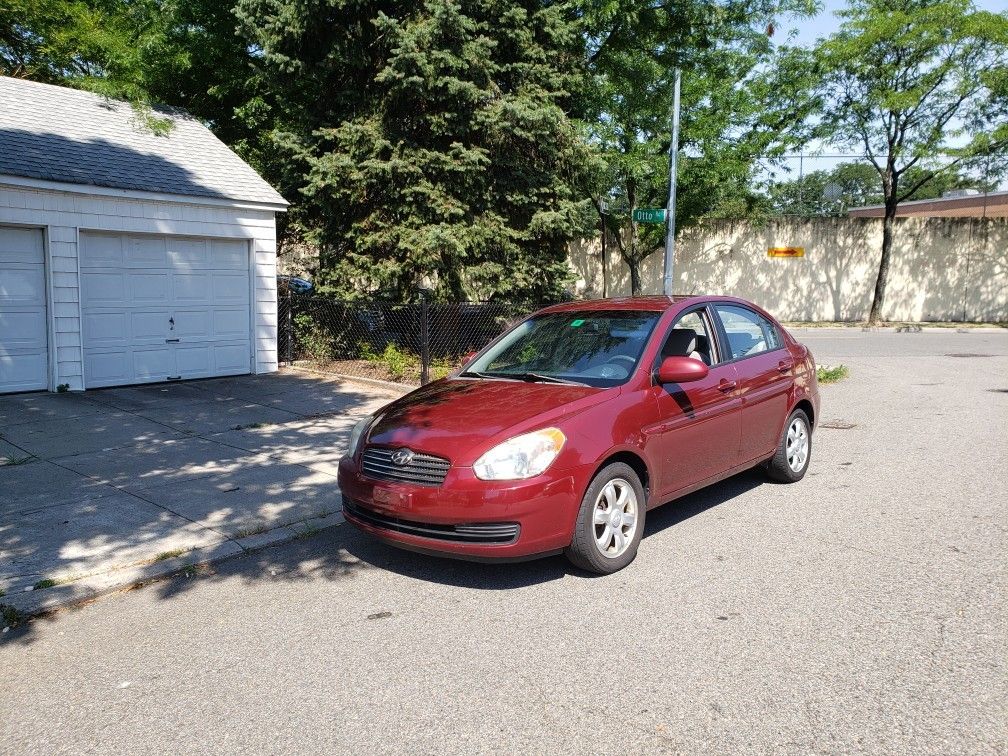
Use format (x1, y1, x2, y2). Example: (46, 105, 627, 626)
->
(709, 302, 787, 365)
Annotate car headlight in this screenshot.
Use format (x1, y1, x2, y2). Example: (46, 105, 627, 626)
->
(473, 428, 566, 481)
(347, 413, 376, 457)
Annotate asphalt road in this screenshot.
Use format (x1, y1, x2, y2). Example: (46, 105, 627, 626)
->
(2, 328, 1006, 755)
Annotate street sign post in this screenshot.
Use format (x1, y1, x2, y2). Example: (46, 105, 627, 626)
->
(632, 208, 666, 224)
(663, 67, 681, 297)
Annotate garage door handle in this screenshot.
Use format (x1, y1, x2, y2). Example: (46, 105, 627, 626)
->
(165, 338, 180, 343)
(717, 380, 737, 392)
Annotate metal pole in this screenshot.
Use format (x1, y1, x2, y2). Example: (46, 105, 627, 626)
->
(663, 68, 681, 296)
(419, 292, 430, 385)
(285, 287, 293, 366)
(600, 197, 608, 298)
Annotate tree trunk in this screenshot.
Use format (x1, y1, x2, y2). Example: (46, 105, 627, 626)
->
(628, 258, 641, 296)
(869, 197, 897, 324)
(627, 180, 641, 295)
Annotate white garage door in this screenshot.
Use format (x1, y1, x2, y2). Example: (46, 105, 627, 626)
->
(0, 226, 48, 393)
(80, 233, 252, 388)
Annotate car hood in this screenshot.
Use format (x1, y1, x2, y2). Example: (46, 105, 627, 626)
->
(366, 378, 613, 464)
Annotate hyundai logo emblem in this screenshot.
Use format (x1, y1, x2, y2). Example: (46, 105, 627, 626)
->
(390, 448, 415, 466)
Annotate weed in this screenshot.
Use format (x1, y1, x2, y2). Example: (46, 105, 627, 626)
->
(235, 523, 269, 539)
(431, 357, 457, 381)
(1, 604, 25, 628)
(33, 578, 58, 590)
(1, 454, 33, 466)
(57, 383, 70, 393)
(153, 548, 187, 562)
(382, 343, 417, 380)
(230, 421, 269, 431)
(0, 588, 5, 598)
(817, 364, 850, 384)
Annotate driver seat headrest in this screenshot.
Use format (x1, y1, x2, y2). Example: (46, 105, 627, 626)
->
(662, 328, 697, 358)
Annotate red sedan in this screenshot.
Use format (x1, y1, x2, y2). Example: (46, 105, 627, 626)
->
(338, 296, 819, 574)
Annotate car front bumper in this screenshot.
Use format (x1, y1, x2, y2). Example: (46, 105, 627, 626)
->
(337, 455, 581, 560)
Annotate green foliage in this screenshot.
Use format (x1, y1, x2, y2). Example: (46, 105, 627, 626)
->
(764, 161, 996, 216)
(378, 344, 415, 382)
(361, 342, 419, 381)
(580, 0, 820, 292)
(1, 603, 25, 628)
(0, 0, 185, 133)
(808, 0, 1008, 321)
(293, 313, 336, 362)
(237, 0, 594, 301)
(32, 578, 58, 590)
(817, 364, 849, 384)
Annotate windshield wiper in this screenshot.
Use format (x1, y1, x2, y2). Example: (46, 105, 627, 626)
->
(460, 370, 519, 381)
(510, 372, 590, 386)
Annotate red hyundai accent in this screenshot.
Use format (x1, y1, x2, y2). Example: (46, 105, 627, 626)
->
(338, 296, 819, 574)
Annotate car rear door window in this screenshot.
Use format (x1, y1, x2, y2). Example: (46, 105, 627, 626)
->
(714, 305, 781, 360)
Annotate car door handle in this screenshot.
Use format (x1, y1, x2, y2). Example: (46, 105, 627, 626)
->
(717, 380, 737, 392)
(777, 361, 794, 373)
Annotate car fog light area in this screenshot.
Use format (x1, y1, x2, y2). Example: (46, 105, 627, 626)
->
(473, 428, 566, 481)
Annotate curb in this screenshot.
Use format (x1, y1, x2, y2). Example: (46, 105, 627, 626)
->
(1, 511, 346, 627)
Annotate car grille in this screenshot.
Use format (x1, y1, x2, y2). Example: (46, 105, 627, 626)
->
(360, 446, 451, 487)
(343, 499, 520, 544)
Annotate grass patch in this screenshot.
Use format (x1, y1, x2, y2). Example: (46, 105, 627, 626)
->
(297, 524, 321, 539)
(153, 548, 187, 562)
(817, 364, 850, 385)
(234, 523, 270, 539)
(32, 578, 58, 590)
(0, 588, 5, 598)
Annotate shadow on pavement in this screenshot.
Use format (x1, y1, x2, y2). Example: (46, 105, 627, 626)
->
(2, 460, 769, 646)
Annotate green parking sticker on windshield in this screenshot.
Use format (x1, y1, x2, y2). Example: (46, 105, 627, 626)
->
(571, 319, 585, 327)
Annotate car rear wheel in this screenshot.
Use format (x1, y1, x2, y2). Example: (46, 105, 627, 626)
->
(766, 408, 811, 482)
(565, 462, 646, 574)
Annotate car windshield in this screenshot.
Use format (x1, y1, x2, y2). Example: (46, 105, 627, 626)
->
(464, 310, 660, 388)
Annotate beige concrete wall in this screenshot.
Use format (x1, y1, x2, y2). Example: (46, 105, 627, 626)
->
(568, 217, 1008, 322)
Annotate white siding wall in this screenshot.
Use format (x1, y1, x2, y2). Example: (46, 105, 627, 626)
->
(0, 183, 279, 391)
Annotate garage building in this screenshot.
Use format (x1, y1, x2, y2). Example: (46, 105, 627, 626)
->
(0, 76, 287, 394)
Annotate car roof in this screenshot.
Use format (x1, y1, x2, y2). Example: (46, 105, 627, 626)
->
(538, 294, 757, 315)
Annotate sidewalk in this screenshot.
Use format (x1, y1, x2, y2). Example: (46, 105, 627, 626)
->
(0, 369, 401, 619)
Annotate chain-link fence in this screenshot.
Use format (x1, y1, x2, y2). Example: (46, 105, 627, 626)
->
(278, 293, 558, 386)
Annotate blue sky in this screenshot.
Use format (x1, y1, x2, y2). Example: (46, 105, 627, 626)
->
(794, 0, 1008, 42)
(761, 0, 1008, 189)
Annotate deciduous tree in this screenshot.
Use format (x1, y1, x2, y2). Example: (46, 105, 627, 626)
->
(813, 0, 1008, 323)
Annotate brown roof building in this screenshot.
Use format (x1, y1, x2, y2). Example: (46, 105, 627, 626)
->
(848, 189, 1008, 218)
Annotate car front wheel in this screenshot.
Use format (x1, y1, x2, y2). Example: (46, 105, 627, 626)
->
(565, 462, 646, 574)
(767, 408, 812, 482)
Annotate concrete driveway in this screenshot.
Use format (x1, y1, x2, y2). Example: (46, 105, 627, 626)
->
(0, 370, 400, 612)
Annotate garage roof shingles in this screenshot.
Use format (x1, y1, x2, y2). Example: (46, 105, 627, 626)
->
(0, 77, 287, 206)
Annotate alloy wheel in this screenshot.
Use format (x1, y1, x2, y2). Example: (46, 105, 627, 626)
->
(592, 478, 639, 558)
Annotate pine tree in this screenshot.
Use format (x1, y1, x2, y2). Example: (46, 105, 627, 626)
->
(240, 0, 594, 301)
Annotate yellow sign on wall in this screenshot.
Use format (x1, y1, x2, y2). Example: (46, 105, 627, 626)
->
(768, 246, 805, 258)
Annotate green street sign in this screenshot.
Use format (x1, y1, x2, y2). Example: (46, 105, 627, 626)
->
(632, 207, 666, 224)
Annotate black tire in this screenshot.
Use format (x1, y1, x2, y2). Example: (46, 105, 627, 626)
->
(565, 462, 646, 574)
(767, 408, 812, 483)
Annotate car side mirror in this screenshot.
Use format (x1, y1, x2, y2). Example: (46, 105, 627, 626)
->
(656, 356, 709, 384)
